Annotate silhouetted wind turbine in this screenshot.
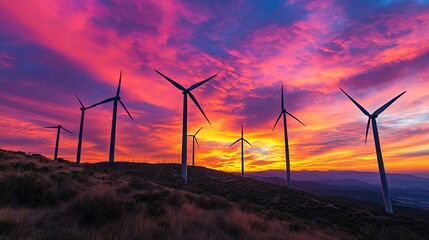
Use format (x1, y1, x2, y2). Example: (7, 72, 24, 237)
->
(340, 87, 406, 214)
(155, 70, 216, 183)
(229, 123, 253, 177)
(188, 126, 202, 167)
(92, 71, 134, 163)
(45, 125, 72, 160)
(272, 84, 305, 188)
(75, 95, 97, 164)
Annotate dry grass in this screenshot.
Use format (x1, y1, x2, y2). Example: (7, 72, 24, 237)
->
(1, 149, 428, 240)
(0, 149, 339, 239)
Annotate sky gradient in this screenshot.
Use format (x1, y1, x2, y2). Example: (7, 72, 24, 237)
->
(1, 0, 428, 174)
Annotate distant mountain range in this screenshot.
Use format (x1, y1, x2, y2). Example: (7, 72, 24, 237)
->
(247, 170, 429, 211)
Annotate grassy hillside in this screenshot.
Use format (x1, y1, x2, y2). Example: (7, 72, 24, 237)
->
(0, 149, 428, 239)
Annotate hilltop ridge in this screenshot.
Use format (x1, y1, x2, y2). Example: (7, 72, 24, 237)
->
(0, 149, 428, 239)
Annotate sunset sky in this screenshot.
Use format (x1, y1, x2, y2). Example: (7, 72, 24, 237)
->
(1, 0, 428, 174)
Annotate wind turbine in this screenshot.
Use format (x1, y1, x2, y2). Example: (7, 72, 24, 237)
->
(155, 70, 216, 183)
(92, 71, 134, 163)
(272, 84, 305, 188)
(340, 87, 406, 214)
(45, 125, 72, 160)
(75, 95, 97, 164)
(229, 123, 253, 177)
(188, 126, 202, 167)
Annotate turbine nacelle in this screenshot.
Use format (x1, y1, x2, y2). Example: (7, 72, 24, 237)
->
(45, 125, 72, 134)
(155, 69, 216, 126)
(91, 72, 133, 122)
(340, 87, 405, 144)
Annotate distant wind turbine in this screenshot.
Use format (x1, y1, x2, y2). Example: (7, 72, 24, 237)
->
(272, 84, 305, 188)
(92, 71, 134, 163)
(75, 95, 97, 164)
(340, 87, 406, 214)
(229, 123, 253, 177)
(155, 70, 216, 183)
(45, 125, 72, 160)
(188, 126, 202, 167)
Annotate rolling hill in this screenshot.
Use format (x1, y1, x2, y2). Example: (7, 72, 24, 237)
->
(247, 170, 429, 211)
(0, 149, 428, 239)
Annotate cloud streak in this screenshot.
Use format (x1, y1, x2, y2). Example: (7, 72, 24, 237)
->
(0, 0, 428, 173)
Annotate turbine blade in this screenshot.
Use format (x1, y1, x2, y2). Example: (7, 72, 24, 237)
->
(244, 139, 253, 147)
(272, 112, 283, 131)
(187, 134, 194, 137)
(91, 97, 116, 107)
(188, 92, 211, 125)
(373, 91, 406, 116)
(339, 87, 370, 116)
(286, 111, 306, 126)
(75, 95, 85, 108)
(116, 70, 122, 97)
(155, 70, 186, 91)
(61, 126, 72, 134)
(195, 126, 203, 135)
(229, 138, 241, 147)
(86, 102, 98, 109)
(45, 126, 58, 129)
(281, 84, 284, 110)
(188, 74, 217, 91)
(365, 118, 371, 145)
(241, 123, 243, 138)
(195, 137, 200, 147)
(119, 100, 134, 121)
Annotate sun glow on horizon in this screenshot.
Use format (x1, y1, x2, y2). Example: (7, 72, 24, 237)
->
(0, 0, 428, 174)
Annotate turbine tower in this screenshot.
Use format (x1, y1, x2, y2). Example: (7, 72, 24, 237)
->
(45, 125, 72, 160)
(155, 70, 216, 183)
(188, 126, 202, 167)
(340, 87, 406, 214)
(92, 71, 134, 163)
(229, 123, 253, 177)
(272, 84, 305, 188)
(75, 95, 97, 164)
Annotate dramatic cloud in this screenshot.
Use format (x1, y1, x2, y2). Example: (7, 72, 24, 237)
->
(0, 0, 428, 174)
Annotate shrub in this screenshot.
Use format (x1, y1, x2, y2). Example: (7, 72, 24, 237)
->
(49, 172, 69, 182)
(0, 174, 53, 207)
(129, 178, 157, 191)
(250, 220, 268, 232)
(239, 199, 256, 213)
(11, 162, 36, 171)
(133, 191, 168, 203)
(56, 158, 69, 163)
(196, 195, 231, 210)
(216, 214, 244, 238)
(38, 166, 51, 173)
(70, 170, 88, 183)
(0, 164, 7, 171)
(72, 196, 122, 227)
(116, 185, 131, 194)
(133, 191, 168, 218)
(288, 221, 308, 232)
(144, 201, 165, 218)
(0, 219, 17, 235)
(166, 191, 185, 208)
(54, 179, 77, 202)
